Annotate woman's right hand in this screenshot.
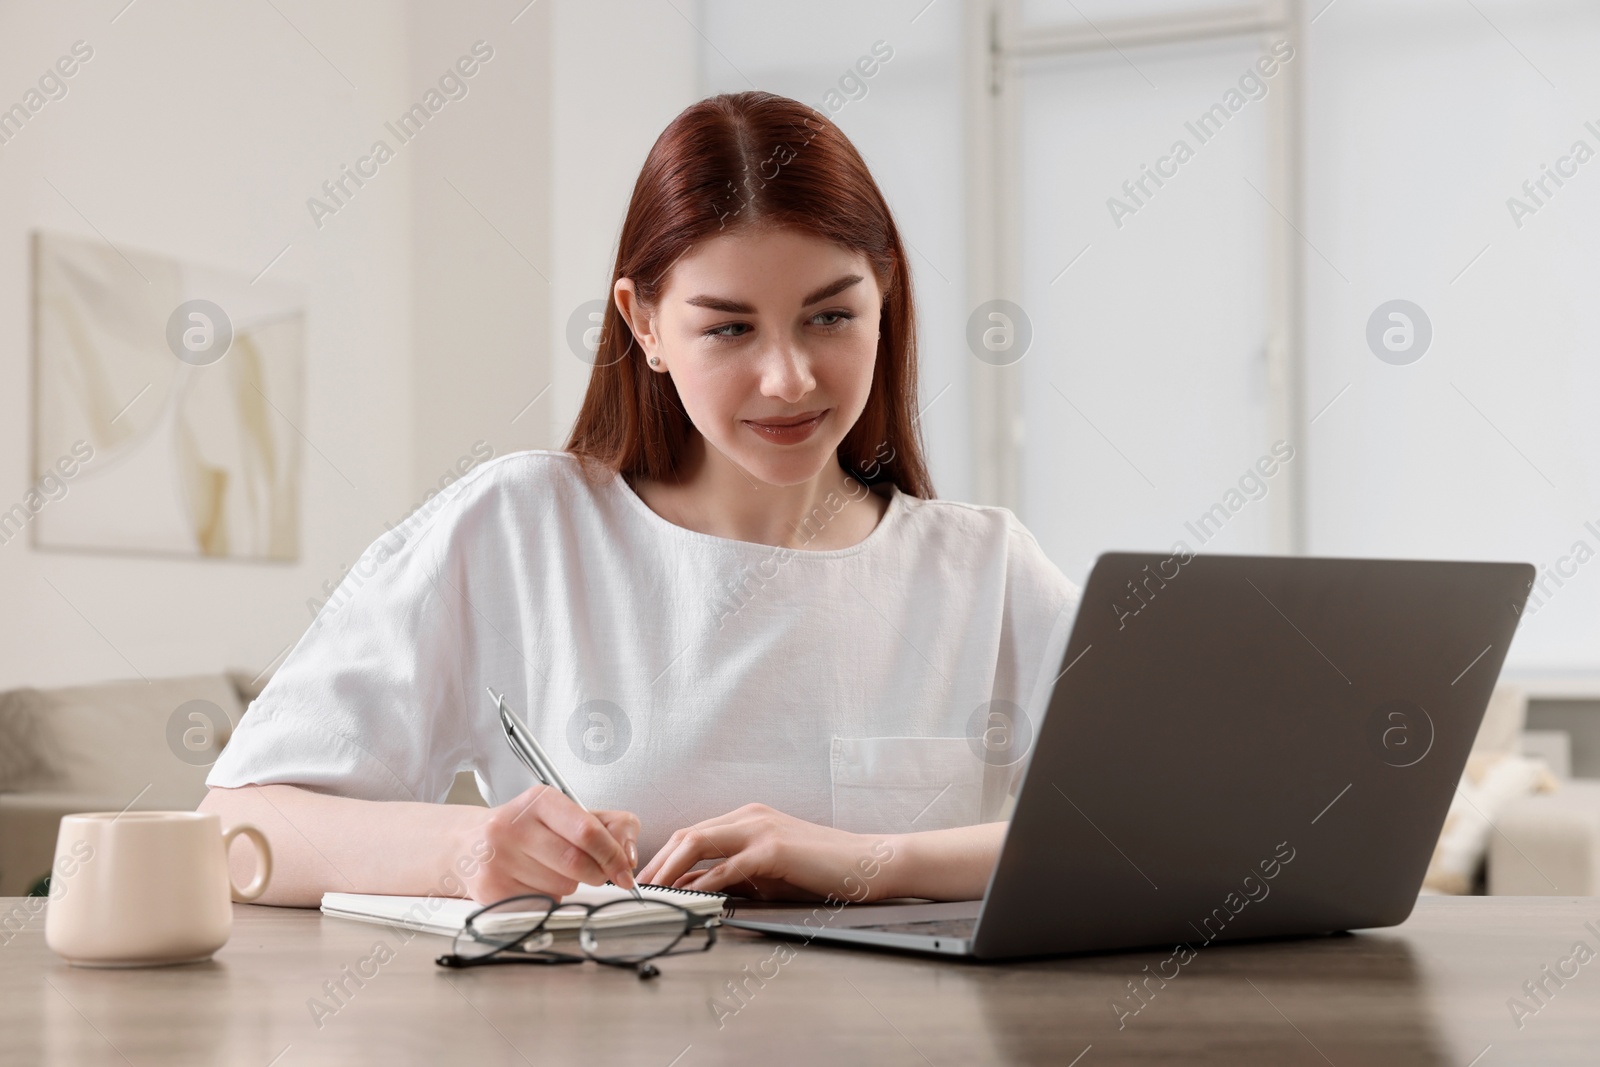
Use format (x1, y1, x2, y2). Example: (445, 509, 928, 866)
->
(456, 784, 642, 903)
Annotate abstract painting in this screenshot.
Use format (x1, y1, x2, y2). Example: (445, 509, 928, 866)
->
(31, 230, 304, 560)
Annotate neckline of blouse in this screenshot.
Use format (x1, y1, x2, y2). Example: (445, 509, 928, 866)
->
(609, 469, 906, 560)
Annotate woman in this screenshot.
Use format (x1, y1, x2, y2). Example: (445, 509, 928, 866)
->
(201, 91, 1078, 908)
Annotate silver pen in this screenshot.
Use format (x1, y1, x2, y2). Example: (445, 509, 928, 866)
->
(487, 686, 643, 900)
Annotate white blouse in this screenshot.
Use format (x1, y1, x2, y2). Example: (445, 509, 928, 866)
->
(206, 450, 1081, 860)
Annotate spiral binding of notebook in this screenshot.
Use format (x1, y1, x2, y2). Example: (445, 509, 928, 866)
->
(631, 882, 725, 898)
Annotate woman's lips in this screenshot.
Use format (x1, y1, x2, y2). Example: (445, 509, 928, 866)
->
(744, 409, 827, 444)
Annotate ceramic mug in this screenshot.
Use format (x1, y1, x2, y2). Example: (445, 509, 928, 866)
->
(45, 810, 272, 967)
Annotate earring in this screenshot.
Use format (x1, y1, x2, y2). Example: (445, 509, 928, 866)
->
(649, 357, 661, 366)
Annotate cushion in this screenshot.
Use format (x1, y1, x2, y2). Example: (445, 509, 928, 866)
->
(0, 674, 244, 808)
(1520, 729, 1572, 780)
(1422, 750, 1558, 894)
(1470, 684, 1527, 758)
(1489, 780, 1600, 895)
(0, 790, 196, 895)
(226, 664, 278, 709)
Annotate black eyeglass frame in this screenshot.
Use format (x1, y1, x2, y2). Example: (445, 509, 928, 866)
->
(434, 893, 721, 978)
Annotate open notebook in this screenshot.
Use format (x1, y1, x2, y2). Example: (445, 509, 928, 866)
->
(321, 884, 726, 938)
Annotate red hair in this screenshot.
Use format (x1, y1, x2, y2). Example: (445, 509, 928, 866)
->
(563, 90, 934, 499)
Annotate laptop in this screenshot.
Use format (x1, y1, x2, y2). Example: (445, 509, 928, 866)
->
(724, 552, 1534, 959)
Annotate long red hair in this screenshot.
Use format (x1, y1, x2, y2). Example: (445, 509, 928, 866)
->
(563, 90, 934, 499)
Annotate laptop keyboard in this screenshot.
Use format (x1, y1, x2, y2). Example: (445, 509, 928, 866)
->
(860, 917, 976, 938)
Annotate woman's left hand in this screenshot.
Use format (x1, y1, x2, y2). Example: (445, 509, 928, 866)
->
(637, 803, 897, 902)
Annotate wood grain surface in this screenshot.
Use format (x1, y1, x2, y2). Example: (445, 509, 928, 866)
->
(1, 895, 1597, 1065)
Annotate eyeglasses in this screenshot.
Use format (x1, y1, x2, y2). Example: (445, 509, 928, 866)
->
(434, 893, 720, 979)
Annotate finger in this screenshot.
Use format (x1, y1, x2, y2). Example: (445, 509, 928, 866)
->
(595, 809, 641, 837)
(520, 786, 635, 885)
(586, 812, 641, 891)
(498, 789, 613, 885)
(639, 809, 744, 881)
(638, 832, 678, 884)
(520, 818, 617, 886)
(473, 847, 580, 902)
(677, 862, 748, 895)
(651, 825, 747, 890)
(504, 783, 559, 826)
(596, 810, 642, 872)
(640, 827, 706, 884)
(682, 870, 804, 902)
(677, 853, 769, 896)
(639, 824, 701, 882)
(501, 787, 626, 889)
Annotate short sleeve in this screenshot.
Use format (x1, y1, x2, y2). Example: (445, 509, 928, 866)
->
(987, 515, 1082, 816)
(206, 517, 472, 804)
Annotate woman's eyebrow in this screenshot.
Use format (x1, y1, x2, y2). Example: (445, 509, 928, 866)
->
(800, 274, 863, 306)
(683, 274, 863, 314)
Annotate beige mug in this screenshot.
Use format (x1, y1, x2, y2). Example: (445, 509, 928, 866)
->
(45, 811, 272, 967)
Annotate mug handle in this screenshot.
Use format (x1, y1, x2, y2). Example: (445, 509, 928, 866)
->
(222, 823, 273, 902)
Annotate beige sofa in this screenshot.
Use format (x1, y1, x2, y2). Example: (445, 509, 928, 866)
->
(1492, 724, 1600, 894)
(0, 673, 254, 896)
(0, 671, 485, 896)
(1434, 683, 1600, 896)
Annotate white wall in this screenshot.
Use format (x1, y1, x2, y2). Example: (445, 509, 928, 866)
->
(1302, 0, 1600, 672)
(408, 0, 554, 490)
(1016, 36, 1278, 584)
(0, 0, 414, 691)
(0, 0, 697, 693)
(548, 0, 700, 441)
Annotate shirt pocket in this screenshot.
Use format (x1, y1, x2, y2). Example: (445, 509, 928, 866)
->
(830, 736, 987, 834)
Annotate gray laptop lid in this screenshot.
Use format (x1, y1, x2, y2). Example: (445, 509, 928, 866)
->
(972, 552, 1533, 960)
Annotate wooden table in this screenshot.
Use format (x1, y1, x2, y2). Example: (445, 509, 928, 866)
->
(2, 895, 1597, 1065)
